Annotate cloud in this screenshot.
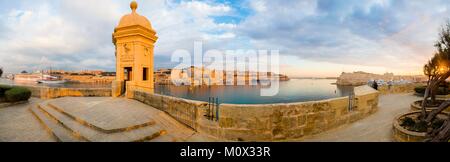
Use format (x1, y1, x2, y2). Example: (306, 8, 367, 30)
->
(238, 0, 450, 74)
(179, 1, 231, 16)
(0, 0, 450, 77)
(0, 1, 121, 73)
(0, 0, 238, 73)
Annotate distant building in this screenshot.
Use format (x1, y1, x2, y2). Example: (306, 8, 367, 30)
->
(154, 66, 289, 86)
(154, 69, 172, 85)
(80, 70, 104, 76)
(336, 71, 427, 86)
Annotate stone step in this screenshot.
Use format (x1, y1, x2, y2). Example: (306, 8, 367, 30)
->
(37, 103, 165, 142)
(47, 101, 156, 133)
(29, 106, 85, 142)
(148, 134, 177, 142)
(149, 111, 197, 141)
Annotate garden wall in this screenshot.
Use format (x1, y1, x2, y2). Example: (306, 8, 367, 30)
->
(0, 84, 111, 99)
(133, 85, 380, 141)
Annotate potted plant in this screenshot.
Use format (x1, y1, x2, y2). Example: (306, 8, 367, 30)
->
(394, 21, 450, 142)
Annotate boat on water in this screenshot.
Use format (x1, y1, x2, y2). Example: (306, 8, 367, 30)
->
(37, 75, 67, 84)
(37, 80, 67, 84)
(13, 73, 43, 82)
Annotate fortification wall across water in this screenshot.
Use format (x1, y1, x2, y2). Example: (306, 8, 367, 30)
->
(133, 85, 380, 141)
(0, 84, 112, 99)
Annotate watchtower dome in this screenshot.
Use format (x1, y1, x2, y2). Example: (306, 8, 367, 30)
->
(112, 1, 158, 98)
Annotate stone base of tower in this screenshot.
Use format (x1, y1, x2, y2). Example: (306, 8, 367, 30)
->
(111, 81, 154, 98)
(112, 80, 125, 97)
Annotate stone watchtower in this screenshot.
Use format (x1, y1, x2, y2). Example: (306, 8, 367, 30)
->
(112, 1, 158, 98)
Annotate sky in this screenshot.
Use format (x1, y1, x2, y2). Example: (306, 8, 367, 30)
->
(0, 0, 449, 77)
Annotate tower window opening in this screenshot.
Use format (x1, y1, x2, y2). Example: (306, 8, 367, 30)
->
(143, 67, 148, 81)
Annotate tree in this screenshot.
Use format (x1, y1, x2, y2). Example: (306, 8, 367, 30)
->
(423, 57, 441, 104)
(21, 70, 28, 74)
(421, 21, 450, 142)
(0, 68, 3, 78)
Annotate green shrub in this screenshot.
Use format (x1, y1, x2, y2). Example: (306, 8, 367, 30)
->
(413, 121, 428, 132)
(4, 87, 31, 102)
(401, 117, 416, 128)
(414, 86, 449, 95)
(414, 86, 426, 94)
(0, 85, 12, 97)
(401, 117, 429, 132)
(431, 119, 445, 130)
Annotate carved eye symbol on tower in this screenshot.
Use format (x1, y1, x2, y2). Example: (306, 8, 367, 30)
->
(123, 44, 130, 53)
(145, 47, 149, 56)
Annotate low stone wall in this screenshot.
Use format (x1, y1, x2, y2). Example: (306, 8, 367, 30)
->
(378, 83, 424, 95)
(62, 75, 114, 84)
(0, 84, 112, 99)
(133, 90, 207, 129)
(133, 85, 380, 141)
(205, 86, 379, 141)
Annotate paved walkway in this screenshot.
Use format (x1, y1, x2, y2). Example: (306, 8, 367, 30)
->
(301, 93, 421, 142)
(1, 97, 216, 142)
(45, 97, 215, 142)
(0, 98, 56, 142)
(0, 93, 420, 142)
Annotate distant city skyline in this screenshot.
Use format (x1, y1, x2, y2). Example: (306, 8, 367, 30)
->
(1, 0, 450, 77)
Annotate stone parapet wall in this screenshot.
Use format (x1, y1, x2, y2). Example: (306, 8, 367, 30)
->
(133, 85, 380, 141)
(62, 75, 114, 84)
(133, 90, 208, 129)
(1, 84, 112, 99)
(208, 86, 379, 141)
(378, 83, 424, 95)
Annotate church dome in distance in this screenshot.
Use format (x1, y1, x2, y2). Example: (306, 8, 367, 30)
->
(116, 1, 152, 30)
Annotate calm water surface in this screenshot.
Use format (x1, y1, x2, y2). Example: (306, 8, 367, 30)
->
(155, 79, 354, 104)
(0, 79, 111, 88)
(1, 78, 354, 104)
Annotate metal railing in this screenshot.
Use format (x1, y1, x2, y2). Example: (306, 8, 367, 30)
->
(348, 92, 356, 111)
(206, 97, 220, 122)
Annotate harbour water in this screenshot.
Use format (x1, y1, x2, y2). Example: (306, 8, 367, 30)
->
(1, 78, 354, 104)
(0, 79, 111, 88)
(155, 79, 354, 104)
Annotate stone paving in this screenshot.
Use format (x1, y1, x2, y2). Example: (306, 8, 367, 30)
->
(0, 98, 56, 142)
(48, 97, 158, 132)
(300, 93, 421, 142)
(1, 97, 217, 142)
(0, 93, 421, 142)
(34, 97, 211, 142)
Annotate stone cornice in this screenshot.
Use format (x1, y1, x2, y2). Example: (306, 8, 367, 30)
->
(113, 25, 158, 44)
